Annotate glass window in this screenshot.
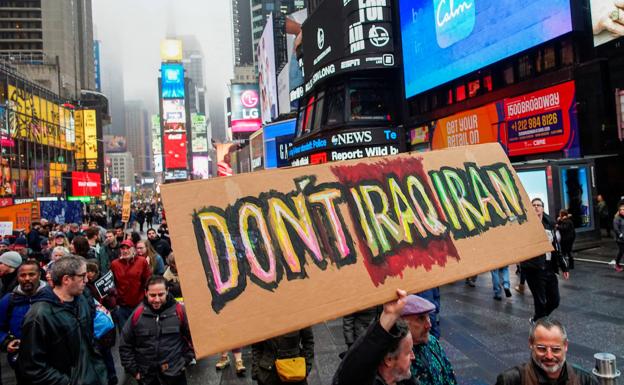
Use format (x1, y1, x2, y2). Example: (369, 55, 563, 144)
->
(518, 54, 533, 80)
(302, 95, 315, 135)
(503, 64, 514, 85)
(325, 86, 345, 126)
(348, 83, 391, 121)
(295, 106, 305, 137)
(312, 91, 324, 132)
(561, 40, 574, 66)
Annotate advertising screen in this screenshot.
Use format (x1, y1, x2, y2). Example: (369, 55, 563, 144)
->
(154, 155, 163, 173)
(163, 132, 188, 169)
(431, 104, 501, 150)
(257, 14, 278, 124)
(517, 169, 551, 215)
(162, 99, 186, 125)
(264, 119, 297, 169)
(278, 9, 307, 112)
(161, 63, 185, 99)
(71, 172, 102, 197)
(590, 0, 624, 46)
(191, 113, 208, 153)
(231, 84, 262, 133)
(103, 135, 127, 153)
(400, 0, 573, 98)
(192, 156, 210, 179)
(503, 81, 579, 157)
(151, 115, 162, 155)
(111, 178, 120, 194)
(561, 166, 592, 229)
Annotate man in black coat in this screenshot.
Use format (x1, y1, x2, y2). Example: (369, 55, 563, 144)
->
(495, 317, 597, 385)
(120, 275, 194, 385)
(521, 198, 569, 323)
(333, 289, 417, 385)
(147, 228, 172, 259)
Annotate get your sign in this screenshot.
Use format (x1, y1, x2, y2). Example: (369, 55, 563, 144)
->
(161, 143, 551, 357)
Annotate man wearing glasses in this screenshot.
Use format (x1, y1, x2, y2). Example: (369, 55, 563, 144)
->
(521, 198, 570, 324)
(17, 255, 108, 385)
(495, 317, 597, 385)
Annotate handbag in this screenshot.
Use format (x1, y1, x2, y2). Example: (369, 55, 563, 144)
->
(274, 357, 306, 382)
(93, 299, 115, 339)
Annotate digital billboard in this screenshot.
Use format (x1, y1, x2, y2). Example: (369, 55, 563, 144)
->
(161, 63, 185, 99)
(258, 13, 278, 124)
(590, 0, 624, 46)
(111, 178, 120, 194)
(517, 169, 551, 215)
(191, 113, 208, 153)
(103, 135, 127, 153)
(151, 115, 162, 155)
(231, 84, 262, 133)
(277, 9, 307, 112)
(561, 166, 592, 229)
(431, 104, 501, 150)
(163, 132, 188, 169)
(302, 0, 395, 93)
(70, 172, 101, 197)
(192, 156, 210, 179)
(162, 99, 186, 125)
(400, 0, 573, 98)
(263, 119, 296, 169)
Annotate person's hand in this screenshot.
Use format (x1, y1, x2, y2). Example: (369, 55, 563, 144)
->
(380, 289, 408, 332)
(592, 0, 624, 36)
(562, 272, 570, 280)
(7, 339, 20, 353)
(135, 373, 141, 380)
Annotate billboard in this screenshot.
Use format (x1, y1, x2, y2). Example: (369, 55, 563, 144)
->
(154, 155, 163, 173)
(94, 40, 101, 92)
(277, 9, 307, 112)
(517, 169, 551, 215)
(231, 84, 262, 133)
(302, 0, 395, 94)
(400, 0, 573, 98)
(590, 0, 624, 46)
(258, 13, 278, 124)
(151, 115, 162, 155)
(263, 119, 296, 169)
(560, 166, 592, 229)
(103, 135, 127, 153)
(503, 81, 579, 157)
(161, 39, 183, 61)
(192, 156, 210, 179)
(111, 177, 120, 194)
(431, 104, 502, 150)
(250, 130, 264, 171)
(70, 172, 102, 197)
(162, 99, 186, 125)
(163, 132, 188, 169)
(191, 113, 208, 153)
(161, 63, 185, 99)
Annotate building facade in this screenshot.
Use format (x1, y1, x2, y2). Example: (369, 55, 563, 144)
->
(124, 100, 150, 173)
(108, 152, 134, 189)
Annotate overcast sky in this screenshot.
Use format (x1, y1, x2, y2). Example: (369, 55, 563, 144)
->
(92, 0, 233, 130)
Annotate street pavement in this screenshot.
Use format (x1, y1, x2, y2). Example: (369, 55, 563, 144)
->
(0, 239, 621, 385)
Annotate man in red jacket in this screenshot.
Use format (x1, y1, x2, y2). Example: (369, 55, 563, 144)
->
(110, 239, 152, 330)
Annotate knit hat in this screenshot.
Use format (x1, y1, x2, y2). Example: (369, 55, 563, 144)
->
(0, 251, 22, 269)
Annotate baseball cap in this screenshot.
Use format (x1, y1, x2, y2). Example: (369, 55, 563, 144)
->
(120, 239, 134, 248)
(13, 237, 27, 249)
(0, 251, 22, 269)
(400, 295, 436, 317)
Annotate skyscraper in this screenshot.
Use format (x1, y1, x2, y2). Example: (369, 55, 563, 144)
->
(231, 0, 254, 66)
(0, 0, 96, 99)
(125, 100, 150, 173)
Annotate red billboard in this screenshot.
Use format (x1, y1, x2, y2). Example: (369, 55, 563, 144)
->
(71, 172, 102, 197)
(164, 132, 188, 169)
(503, 81, 579, 157)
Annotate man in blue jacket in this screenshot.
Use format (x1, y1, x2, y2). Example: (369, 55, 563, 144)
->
(0, 260, 46, 383)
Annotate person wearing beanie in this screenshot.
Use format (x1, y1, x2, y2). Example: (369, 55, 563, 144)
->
(0, 251, 22, 297)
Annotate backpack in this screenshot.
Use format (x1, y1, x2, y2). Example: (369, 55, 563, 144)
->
(130, 302, 193, 350)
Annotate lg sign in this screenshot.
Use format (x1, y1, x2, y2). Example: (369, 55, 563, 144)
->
(241, 90, 259, 108)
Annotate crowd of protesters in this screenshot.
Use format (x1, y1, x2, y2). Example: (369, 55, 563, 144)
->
(0, 191, 616, 385)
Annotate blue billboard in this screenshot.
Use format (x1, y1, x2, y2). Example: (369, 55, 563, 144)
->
(263, 119, 296, 168)
(400, 0, 572, 98)
(161, 63, 185, 99)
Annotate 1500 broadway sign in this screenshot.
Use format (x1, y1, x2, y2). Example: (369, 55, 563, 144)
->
(160, 143, 552, 357)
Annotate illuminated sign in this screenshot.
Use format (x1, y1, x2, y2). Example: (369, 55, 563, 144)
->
(161, 63, 185, 99)
(590, 0, 624, 46)
(191, 113, 208, 153)
(160, 39, 183, 61)
(70, 172, 102, 197)
(164, 132, 188, 169)
(431, 104, 501, 150)
(162, 99, 186, 125)
(400, 0, 573, 97)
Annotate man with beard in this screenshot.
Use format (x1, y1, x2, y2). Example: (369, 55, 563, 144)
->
(0, 260, 46, 382)
(147, 228, 171, 260)
(104, 230, 120, 261)
(120, 276, 194, 385)
(495, 317, 597, 385)
(333, 289, 416, 385)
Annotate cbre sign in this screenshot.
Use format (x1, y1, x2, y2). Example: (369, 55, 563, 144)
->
(71, 172, 102, 197)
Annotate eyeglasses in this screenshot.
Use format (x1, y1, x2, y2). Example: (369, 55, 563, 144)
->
(532, 345, 563, 354)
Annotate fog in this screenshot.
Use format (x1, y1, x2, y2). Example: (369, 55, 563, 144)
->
(93, 0, 233, 136)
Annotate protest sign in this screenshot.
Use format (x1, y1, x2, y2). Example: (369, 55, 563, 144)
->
(0, 222, 12, 236)
(121, 191, 131, 223)
(94, 270, 115, 298)
(160, 143, 552, 357)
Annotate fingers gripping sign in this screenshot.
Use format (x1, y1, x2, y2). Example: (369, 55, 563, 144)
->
(380, 289, 408, 332)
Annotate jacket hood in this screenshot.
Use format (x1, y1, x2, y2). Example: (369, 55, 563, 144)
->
(13, 280, 47, 296)
(11, 280, 48, 305)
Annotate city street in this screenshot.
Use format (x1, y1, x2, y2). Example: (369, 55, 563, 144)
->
(174, 240, 622, 385)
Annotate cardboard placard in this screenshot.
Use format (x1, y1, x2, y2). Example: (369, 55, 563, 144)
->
(0, 222, 12, 237)
(94, 270, 115, 298)
(160, 143, 552, 357)
(121, 191, 132, 223)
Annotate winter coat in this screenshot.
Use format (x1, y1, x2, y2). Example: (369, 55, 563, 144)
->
(0, 271, 18, 298)
(495, 361, 598, 385)
(557, 216, 576, 251)
(17, 286, 107, 385)
(252, 328, 315, 385)
(521, 214, 568, 273)
(110, 256, 152, 308)
(343, 306, 381, 347)
(333, 321, 418, 385)
(0, 281, 47, 343)
(119, 296, 194, 379)
(614, 215, 624, 244)
(411, 335, 457, 385)
(151, 236, 172, 259)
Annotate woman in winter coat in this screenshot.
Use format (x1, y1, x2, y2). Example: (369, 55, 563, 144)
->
(557, 210, 576, 269)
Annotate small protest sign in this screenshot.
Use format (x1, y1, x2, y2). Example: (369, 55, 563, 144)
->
(94, 270, 115, 298)
(0, 222, 12, 237)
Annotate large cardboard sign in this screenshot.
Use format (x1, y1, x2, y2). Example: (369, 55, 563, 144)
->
(161, 143, 552, 357)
